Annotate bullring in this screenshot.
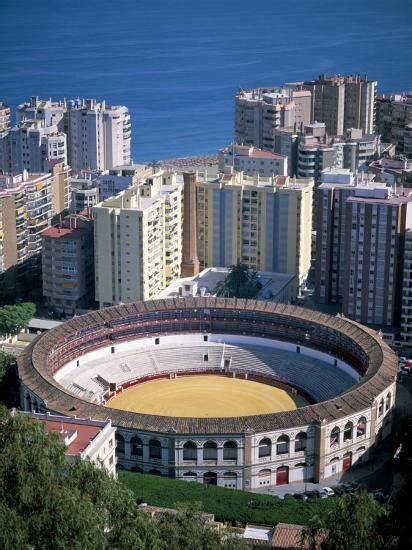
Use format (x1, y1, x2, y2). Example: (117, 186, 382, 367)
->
(18, 297, 397, 489)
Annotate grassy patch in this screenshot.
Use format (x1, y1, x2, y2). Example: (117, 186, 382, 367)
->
(119, 471, 335, 526)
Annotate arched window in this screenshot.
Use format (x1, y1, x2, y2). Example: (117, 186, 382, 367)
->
(258, 468, 271, 478)
(223, 441, 238, 461)
(356, 417, 366, 437)
(183, 472, 197, 481)
(295, 462, 307, 468)
(294, 432, 307, 452)
(203, 441, 217, 461)
(258, 438, 272, 458)
(276, 435, 289, 455)
(330, 427, 340, 448)
(149, 439, 162, 460)
(343, 422, 353, 442)
(131, 436, 143, 457)
(329, 457, 340, 464)
(378, 399, 384, 417)
(183, 441, 197, 461)
(385, 393, 392, 411)
(116, 433, 125, 454)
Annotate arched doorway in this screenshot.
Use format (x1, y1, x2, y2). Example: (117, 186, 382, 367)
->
(342, 452, 352, 472)
(276, 466, 289, 485)
(203, 471, 217, 485)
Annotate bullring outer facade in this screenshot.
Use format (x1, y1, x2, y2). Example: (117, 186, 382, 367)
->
(18, 298, 397, 490)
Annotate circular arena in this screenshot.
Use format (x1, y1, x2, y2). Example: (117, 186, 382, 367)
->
(18, 298, 397, 489)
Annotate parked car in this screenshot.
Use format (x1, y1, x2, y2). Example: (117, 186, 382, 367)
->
(283, 493, 294, 499)
(331, 485, 344, 495)
(293, 493, 308, 500)
(305, 491, 320, 499)
(321, 487, 335, 497)
(398, 356, 407, 364)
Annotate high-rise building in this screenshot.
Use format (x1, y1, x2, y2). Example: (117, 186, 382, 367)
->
(0, 171, 55, 297)
(70, 174, 99, 214)
(196, 171, 313, 283)
(0, 120, 67, 173)
(375, 93, 412, 155)
(218, 144, 288, 177)
(97, 164, 150, 201)
(235, 87, 312, 151)
(304, 74, 376, 136)
(342, 188, 412, 326)
(315, 169, 389, 305)
(41, 213, 95, 316)
(93, 171, 183, 307)
(63, 99, 131, 173)
(297, 125, 381, 182)
(400, 228, 412, 346)
(0, 101, 11, 133)
(15, 96, 132, 174)
(50, 162, 72, 216)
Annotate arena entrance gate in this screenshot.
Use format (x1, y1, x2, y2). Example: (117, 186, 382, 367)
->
(203, 472, 217, 485)
(276, 466, 289, 485)
(342, 452, 352, 472)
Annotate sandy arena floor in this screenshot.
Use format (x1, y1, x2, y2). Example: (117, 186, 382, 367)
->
(106, 375, 307, 417)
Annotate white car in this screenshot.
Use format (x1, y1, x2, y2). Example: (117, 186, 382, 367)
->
(321, 487, 335, 497)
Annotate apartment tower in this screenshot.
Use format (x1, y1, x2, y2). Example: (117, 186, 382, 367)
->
(196, 171, 313, 283)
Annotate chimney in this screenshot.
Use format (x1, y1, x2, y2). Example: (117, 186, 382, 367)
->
(180, 173, 200, 278)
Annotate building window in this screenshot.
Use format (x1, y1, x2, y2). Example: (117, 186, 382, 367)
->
(343, 422, 353, 442)
(149, 439, 162, 460)
(276, 435, 290, 455)
(203, 441, 217, 461)
(258, 438, 271, 458)
(223, 441, 238, 461)
(294, 432, 307, 452)
(183, 441, 197, 461)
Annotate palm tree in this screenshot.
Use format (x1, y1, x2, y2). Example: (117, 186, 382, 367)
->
(214, 260, 260, 299)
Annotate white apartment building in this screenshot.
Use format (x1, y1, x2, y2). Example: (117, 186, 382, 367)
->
(196, 171, 313, 283)
(0, 120, 67, 173)
(70, 174, 100, 214)
(218, 144, 288, 177)
(23, 412, 117, 478)
(64, 99, 131, 173)
(97, 164, 151, 201)
(15, 96, 131, 174)
(93, 171, 183, 307)
(235, 87, 312, 151)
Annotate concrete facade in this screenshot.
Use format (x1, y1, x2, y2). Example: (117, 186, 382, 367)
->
(41, 213, 95, 316)
(315, 169, 389, 305)
(218, 144, 288, 177)
(235, 87, 312, 151)
(196, 171, 313, 284)
(93, 172, 183, 307)
(304, 74, 376, 136)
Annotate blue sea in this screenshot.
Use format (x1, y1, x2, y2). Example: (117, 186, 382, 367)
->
(0, 0, 411, 162)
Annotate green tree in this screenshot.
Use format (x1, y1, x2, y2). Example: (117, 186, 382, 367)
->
(0, 302, 36, 335)
(302, 491, 396, 550)
(215, 260, 261, 299)
(0, 407, 245, 549)
(0, 350, 13, 385)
